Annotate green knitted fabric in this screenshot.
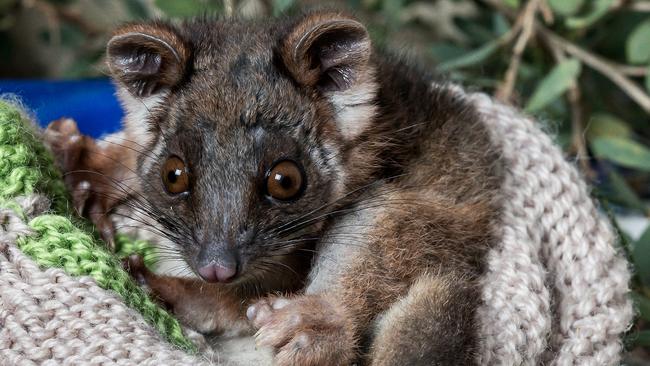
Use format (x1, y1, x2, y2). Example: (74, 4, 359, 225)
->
(0, 102, 68, 214)
(0, 100, 196, 352)
(115, 233, 160, 270)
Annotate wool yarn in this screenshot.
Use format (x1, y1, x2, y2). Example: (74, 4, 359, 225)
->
(0, 196, 214, 365)
(466, 91, 634, 365)
(0, 86, 634, 365)
(0, 100, 200, 363)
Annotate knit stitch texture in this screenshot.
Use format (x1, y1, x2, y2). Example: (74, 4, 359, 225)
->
(0, 100, 197, 357)
(467, 91, 634, 365)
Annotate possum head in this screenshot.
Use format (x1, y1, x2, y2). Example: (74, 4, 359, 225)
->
(106, 12, 378, 285)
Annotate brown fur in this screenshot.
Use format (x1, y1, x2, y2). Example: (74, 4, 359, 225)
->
(46, 10, 503, 364)
(247, 11, 503, 366)
(251, 180, 499, 365)
(107, 22, 191, 97)
(280, 11, 371, 91)
(46, 117, 311, 334)
(44, 118, 137, 248)
(249, 295, 357, 365)
(370, 272, 479, 365)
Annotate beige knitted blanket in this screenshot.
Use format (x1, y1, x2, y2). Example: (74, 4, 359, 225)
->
(0, 90, 633, 365)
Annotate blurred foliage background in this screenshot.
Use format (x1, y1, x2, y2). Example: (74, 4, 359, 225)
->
(1, 0, 650, 363)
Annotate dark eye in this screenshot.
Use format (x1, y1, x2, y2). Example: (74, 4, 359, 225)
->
(162, 156, 190, 194)
(265, 160, 306, 201)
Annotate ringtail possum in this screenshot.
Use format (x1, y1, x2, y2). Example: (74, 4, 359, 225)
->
(46, 10, 503, 365)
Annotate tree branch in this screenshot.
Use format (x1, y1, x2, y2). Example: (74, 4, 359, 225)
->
(614, 0, 650, 12)
(496, 0, 542, 102)
(630, 1, 650, 11)
(481, 0, 650, 114)
(615, 64, 648, 77)
(545, 36, 593, 178)
(539, 29, 650, 114)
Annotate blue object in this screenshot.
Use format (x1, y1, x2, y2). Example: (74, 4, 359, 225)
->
(0, 79, 123, 138)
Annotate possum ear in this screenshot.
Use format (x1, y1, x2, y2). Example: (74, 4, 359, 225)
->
(281, 12, 372, 92)
(107, 22, 190, 98)
(281, 12, 377, 139)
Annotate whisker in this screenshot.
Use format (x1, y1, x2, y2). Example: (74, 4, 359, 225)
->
(91, 135, 157, 160)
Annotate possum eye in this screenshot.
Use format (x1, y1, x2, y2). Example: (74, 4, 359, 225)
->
(265, 160, 306, 201)
(162, 156, 190, 194)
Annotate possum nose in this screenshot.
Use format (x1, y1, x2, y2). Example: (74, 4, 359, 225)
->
(198, 263, 237, 283)
(196, 241, 240, 283)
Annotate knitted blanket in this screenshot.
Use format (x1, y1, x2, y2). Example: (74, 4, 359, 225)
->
(0, 88, 633, 365)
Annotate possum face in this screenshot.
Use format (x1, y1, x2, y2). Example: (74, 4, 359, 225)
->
(106, 12, 377, 285)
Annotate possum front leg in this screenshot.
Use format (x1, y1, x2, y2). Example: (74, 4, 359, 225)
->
(44, 118, 137, 249)
(248, 190, 491, 365)
(248, 270, 480, 366)
(247, 293, 359, 365)
(124, 255, 252, 335)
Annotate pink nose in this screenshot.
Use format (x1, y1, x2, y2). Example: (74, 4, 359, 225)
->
(198, 263, 237, 283)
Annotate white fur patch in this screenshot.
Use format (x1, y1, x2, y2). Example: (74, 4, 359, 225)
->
(139, 136, 167, 177)
(117, 88, 165, 146)
(154, 239, 198, 279)
(96, 131, 127, 150)
(307, 139, 347, 207)
(327, 74, 378, 139)
(430, 81, 467, 100)
(116, 89, 168, 174)
(305, 204, 384, 294)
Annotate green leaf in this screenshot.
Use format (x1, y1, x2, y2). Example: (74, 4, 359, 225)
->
(155, 0, 221, 17)
(460, 21, 499, 43)
(124, 0, 150, 19)
(272, 0, 294, 16)
(591, 136, 650, 171)
(548, 0, 584, 16)
(525, 59, 582, 112)
(626, 20, 650, 64)
(586, 113, 632, 140)
(430, 43, 469, 63)
(566, 0, 614, 29)
(603, 170, 647, 212)
(502, 0, 520, 8)
(437, 41, 500, 72)
(633, 227, 650, 287)
(381, 0, 403, 25)
(155, 0, 198, 17)
(555, 132, 571, 149)
(492, 13, 510, 36)
(627, 330, 650, 347)
(645, 64, 650, 92)
(59, 22, 85, 46)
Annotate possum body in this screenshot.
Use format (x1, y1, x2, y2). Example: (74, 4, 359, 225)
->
(46, 10, 503, 365)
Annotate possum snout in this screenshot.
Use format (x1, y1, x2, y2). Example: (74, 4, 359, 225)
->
(196, 242, 240, 283)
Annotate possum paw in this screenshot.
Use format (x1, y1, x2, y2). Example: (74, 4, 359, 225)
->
(247, 295, 357, 366)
